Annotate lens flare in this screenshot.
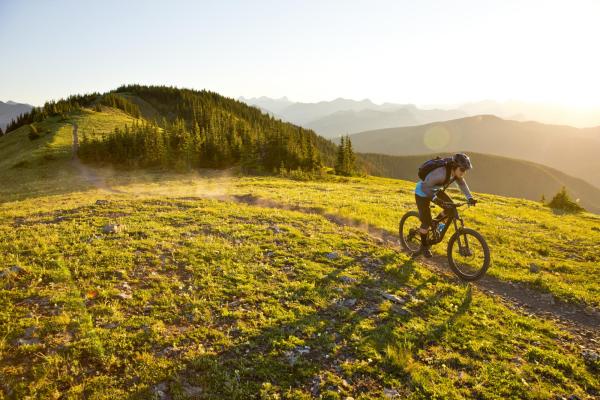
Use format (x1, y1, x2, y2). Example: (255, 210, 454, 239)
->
(423, 125, 451, 151)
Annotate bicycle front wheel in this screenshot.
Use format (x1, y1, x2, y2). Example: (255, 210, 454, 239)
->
(447, 228, 490, 281)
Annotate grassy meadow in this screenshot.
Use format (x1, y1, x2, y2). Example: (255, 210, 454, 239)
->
(0, 107, 599, 399)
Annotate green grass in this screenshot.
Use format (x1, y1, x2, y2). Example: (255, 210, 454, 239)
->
(1, 109, 599, 398)
(0, 108, 138, 202)
(0, 195, 597, 398)
(83, 173, 600, 309)
(225, 176, 600, 308)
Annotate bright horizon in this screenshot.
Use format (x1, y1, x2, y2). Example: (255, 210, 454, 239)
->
(1, 0, 599, 110)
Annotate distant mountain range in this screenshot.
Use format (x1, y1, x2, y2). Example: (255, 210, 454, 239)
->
(238, 96, 293, 116)
(361, 151, 600, 214)
(240, 96, 465, 137)
(0, 101, 34, 132)
(239, 96, 600, 137)
(348, 115, 600, 189)
(304, 107, 468, 137)
(458, 100, 600, 128)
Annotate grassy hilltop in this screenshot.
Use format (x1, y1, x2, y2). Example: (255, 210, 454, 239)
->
(0, 89, 599, 398)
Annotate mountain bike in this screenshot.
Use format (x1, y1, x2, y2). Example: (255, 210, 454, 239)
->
(399, 199, 490, 281)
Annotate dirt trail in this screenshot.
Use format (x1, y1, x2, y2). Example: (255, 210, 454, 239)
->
(68, 125, 598, 349)
(221, 193, 600, 350)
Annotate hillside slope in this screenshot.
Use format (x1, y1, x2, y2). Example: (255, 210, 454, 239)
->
(348, 115, 600, 188)
(1, 102, 599, 396)
(0, 108, 140, 201)
(1, 178, 598, 398)
(361, 152, 600, 213)
(3, 86, 342, 174)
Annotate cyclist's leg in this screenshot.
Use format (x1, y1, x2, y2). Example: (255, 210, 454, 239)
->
(415, 194, 432, 247)
(433, 191, 453, 220)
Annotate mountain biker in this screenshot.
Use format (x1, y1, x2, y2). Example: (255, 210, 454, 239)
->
(414, 153, 477, 258)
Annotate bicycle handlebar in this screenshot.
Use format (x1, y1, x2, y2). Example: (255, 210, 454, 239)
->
(434, 201, 472, 209)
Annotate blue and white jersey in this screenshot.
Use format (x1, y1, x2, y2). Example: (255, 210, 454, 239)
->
(414, 166, 473, 200)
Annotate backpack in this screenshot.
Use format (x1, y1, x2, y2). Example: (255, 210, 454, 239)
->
(418, 156, 453, 182)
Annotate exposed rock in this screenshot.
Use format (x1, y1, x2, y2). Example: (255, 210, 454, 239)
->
(285, 346, 311, 366)
(15, 324, 41, 345)
(181, 382, 203, 397)
(103, 224, 125, 234)
(361, 305, 381, 316)
(339, 276, 356, 284)
(158, 346, 181, 358)
(10, 265, 25, 274)
(383, 388, 400, 398)
(16, 338, 41, 346)
(391, 304, 410, 316)
(24, 326, 36, 338)
(116, 292, 132, 300)
(326, 252, 339, 260)
(342, 298, 357, 308)
(13, 217, 26, 226)
(152, 382, 170, 400)
(381, 292, 406, 304)
(361, 256, 382, 268)
(310, 376, 322, 396)
(270, 224, 282, 234)
(582, 349, 599, 363)
(529, 263, 541, 273)
(0, 265, 26, 278)
(228, 299, 241, 307)
(95, 200, 109, 205)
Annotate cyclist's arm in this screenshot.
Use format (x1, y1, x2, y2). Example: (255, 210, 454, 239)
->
(454, 177, 473, 200)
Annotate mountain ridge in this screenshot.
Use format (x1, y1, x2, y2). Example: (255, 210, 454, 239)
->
(349, 114, 600, 188)
(0, 100, 34, 131)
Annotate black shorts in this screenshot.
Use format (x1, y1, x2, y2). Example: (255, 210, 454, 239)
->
(415, 191, 452, 229)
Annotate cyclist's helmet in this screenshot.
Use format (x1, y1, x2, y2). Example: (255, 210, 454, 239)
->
(452, 153, 473, 170)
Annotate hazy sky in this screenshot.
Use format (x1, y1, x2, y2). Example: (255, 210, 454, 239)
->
(1, 0, 599, 108)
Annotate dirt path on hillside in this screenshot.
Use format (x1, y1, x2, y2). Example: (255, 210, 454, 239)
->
(217, 193, 599, 351)
(69, 121, 598, 349)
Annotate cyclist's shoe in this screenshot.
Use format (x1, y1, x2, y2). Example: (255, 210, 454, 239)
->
(413, 245, 433, 258)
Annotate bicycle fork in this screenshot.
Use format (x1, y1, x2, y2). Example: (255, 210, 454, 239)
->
(453, 217, 473, 257)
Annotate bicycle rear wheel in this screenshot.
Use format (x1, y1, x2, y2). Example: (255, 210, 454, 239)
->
(399, 211, 422, 253)
(447, 228, 490, 281)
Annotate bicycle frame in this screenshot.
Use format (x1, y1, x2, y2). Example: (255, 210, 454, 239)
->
(427, 199, 468, 245)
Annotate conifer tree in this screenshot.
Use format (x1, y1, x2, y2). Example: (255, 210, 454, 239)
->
(345, 135, 356, 174)
(334, 135, 355, 176)
(547, 186, 584, 213)
(335, 136, 346, 175)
